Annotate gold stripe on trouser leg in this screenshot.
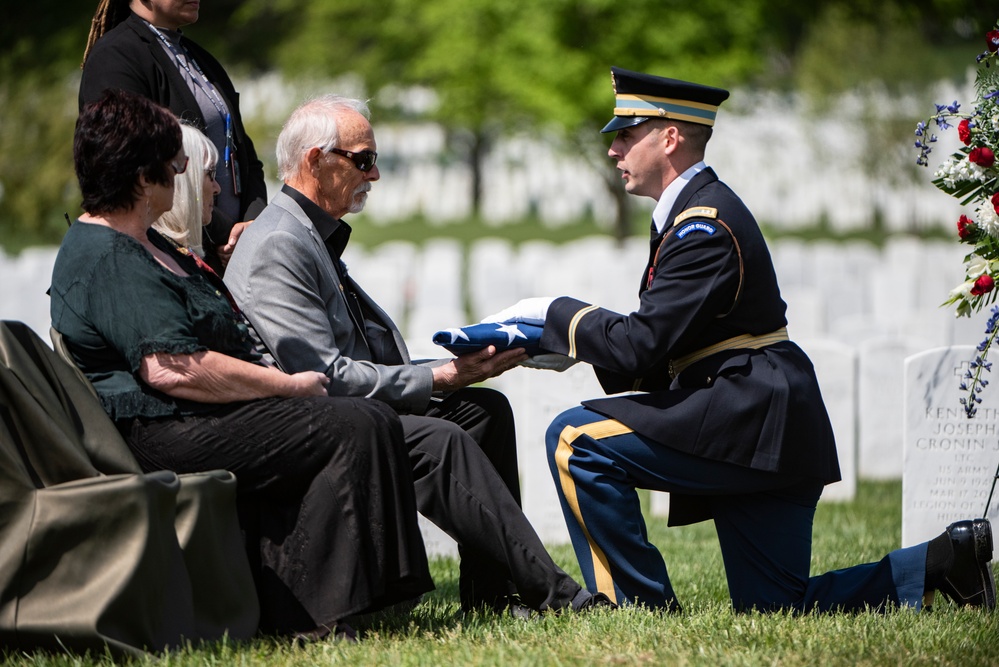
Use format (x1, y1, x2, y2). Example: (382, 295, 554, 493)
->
(555, 418, 634, 605)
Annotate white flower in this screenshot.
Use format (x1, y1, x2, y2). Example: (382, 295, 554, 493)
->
(988, 107, 999, 133)
(976, 199, 999, 237)
(949, 279, 976, 300)
(935, 155, 987, 189)
(967, 255, 990, 277)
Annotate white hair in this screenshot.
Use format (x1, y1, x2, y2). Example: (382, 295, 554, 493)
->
(276, 94, 370, 182)
(153, 124, 218, 256)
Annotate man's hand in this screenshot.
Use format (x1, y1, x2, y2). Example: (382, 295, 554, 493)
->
(480, 297, 556, 325)
(217, 220, 253, 266)
(432, 345, 528, 392)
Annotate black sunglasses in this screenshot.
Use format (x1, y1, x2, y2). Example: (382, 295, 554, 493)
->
(325, 146, 378, 172)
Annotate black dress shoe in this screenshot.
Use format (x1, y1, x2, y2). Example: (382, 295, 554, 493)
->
(291, 621, 358, 644)
(938, 518, 996, 610)
(507, 602, 538, 621)
(569, 589, 619, 612)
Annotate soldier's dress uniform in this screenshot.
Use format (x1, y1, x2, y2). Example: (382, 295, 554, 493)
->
(537, 67, 932, 612)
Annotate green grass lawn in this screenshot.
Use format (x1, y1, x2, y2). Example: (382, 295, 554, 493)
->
(3, 481, 997, 666)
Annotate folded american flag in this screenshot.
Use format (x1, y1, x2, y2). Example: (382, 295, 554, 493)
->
(432, 322, 546, 356)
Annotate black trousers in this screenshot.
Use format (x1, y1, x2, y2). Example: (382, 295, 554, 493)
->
(405, 386, 582, 612)
(120, 396, 434, 634)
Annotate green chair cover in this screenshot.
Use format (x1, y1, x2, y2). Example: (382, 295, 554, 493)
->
(0, 321, 258, 657)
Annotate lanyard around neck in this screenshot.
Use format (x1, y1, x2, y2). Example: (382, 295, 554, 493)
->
(143, 21, 236, 169)
(144, 21, 229, 123)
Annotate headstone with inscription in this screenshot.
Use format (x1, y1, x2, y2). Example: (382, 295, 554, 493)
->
(902, 346, 999, 547)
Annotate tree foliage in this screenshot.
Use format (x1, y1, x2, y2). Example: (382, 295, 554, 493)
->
(0, 0, 993, 249)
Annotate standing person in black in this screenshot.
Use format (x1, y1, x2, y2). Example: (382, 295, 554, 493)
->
(79, 0, 267, 275)
(484, 67, 996, 614)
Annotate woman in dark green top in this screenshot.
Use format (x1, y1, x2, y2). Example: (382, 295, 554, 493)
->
(51, 89, 433, 640)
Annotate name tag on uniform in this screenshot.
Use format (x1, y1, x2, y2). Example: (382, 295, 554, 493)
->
(676, 222, 716, 239)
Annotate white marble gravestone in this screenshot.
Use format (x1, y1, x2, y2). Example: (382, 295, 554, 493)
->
(342, 240, 415, 335)
(797, 338, 857, 502)
(418, 516, 459, 558)
(858, 336, 927, 479)
(902, 346, 999, 547)
(491, 362, 608, 545)
(405, 239, 465, 359)
(0, 247, 59, 341)
(467, 238, 521, 321)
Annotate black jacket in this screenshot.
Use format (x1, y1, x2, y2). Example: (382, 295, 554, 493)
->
(79, 12, 267, 274)
(541, 168, 839, 523)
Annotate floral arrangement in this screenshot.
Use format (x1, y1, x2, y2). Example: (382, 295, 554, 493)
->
(915, 22, 999, 416)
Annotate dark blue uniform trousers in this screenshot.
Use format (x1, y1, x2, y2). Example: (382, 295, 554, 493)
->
(546, 406, 927, 612)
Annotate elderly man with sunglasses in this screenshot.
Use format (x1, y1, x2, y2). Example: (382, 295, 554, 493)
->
(224, 94, 606, 617)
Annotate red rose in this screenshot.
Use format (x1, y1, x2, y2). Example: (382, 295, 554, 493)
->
(993, 192, 999, 216)
(972, 274, 995, 296)
(958, 119, 972, 145)
(958, 214, 977, 240)
(987, 30, 999, 53)
(969, 146, 996, 167)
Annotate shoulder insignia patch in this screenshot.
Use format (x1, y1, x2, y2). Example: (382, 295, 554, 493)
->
(676, 222, 716, 239)
(672, 206, 718, 227)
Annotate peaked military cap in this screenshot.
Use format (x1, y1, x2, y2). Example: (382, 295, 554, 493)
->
(601, 66, 730, 133)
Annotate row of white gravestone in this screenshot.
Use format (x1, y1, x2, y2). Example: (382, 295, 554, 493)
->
(0, 235, 975, 357)
(2, 238, 997, 554)
(347, 84, 969, 232)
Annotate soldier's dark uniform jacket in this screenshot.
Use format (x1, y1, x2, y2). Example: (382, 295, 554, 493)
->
(539, 167, 840, 525)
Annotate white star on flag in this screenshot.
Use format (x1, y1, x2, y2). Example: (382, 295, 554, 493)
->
(496, 324, 528, 346)
(441, 328, 470, 344)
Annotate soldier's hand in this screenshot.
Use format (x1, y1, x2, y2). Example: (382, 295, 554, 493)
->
(480, 297, 556, 325)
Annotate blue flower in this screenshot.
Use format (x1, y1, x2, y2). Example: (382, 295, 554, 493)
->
(947, 101, 961, 113)
(916, 122, 926, 136)
(934, 116, 952, 130)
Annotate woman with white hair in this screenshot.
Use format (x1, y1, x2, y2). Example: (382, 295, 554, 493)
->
(154, 123, 221, 258)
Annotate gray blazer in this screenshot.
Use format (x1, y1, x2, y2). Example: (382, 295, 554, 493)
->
(224, 190, 434, 414)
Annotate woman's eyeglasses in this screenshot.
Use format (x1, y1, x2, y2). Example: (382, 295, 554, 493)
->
(170, 156, 189, 175)
(325, 146, 378, 172)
